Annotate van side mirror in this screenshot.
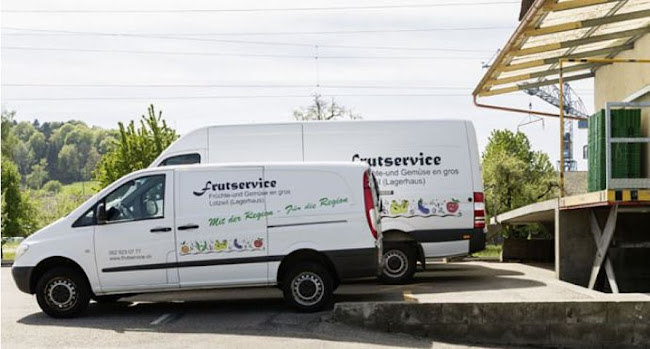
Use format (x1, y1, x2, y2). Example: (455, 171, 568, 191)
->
(96, 203, 107, 224)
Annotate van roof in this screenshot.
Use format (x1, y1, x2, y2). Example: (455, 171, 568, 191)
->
(135, 161, 369, 175)
(181, 119, 470, 134)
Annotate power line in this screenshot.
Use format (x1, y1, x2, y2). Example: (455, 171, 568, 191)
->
(4, 93, 472, 101)
(2, 27, 494, 52)
(2, 26, 515, 36)
(4, 2, 520, 13)
(2, 46, 483, 59)
(2, 83, 475, 89)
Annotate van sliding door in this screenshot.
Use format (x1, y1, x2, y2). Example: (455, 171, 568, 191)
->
(175, 167, 269, 287)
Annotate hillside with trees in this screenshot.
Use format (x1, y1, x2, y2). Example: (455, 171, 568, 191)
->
(1, 105, 176, 237)
(2, 110, 118, 187)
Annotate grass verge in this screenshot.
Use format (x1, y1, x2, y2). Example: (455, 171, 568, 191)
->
(471, 244, 502, 258)
(1, 241, 20, 260)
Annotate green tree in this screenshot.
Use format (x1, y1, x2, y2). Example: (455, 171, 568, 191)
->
(28, 131, 48, 160)
(1, 110, 18, 161)
(94, 104, 178, 187)
(58, 144, 81, 181)
(293, 94, 361, 120)
(12, 140, 35, 177)
(83, 148, 101, 181)
(26, 159, 49, 189)
(1, 158, 38, 236)
(482, 130, 558, 238)
(13, 121, 37, 143)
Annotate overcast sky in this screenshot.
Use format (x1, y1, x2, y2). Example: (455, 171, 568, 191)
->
(1, 0, 593, 169)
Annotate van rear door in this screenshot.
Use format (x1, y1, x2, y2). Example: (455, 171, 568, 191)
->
(175, 167, 269, 287)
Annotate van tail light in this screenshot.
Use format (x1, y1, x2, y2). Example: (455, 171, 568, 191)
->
(473, 192, 485, 229)
(363, 172, 378, 239)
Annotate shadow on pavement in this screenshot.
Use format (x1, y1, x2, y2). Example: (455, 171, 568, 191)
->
(14, 262, 545, 348)
(17, 296, 431, 348)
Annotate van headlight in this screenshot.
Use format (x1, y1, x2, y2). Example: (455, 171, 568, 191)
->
(15, 243, 29, 260)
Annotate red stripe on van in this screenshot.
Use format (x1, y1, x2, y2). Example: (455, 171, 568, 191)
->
(363, 172, 378, 239)
(473, 192, 485, 229)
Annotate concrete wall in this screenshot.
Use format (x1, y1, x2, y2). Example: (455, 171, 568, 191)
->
(555, 206, 650, 292)
(565, 171, 588, 195)
(333, 301, 650, 348)
(555, 208, 596, 287)
(594, 34, 650, 176)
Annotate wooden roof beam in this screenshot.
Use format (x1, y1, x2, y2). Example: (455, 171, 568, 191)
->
(513, 26, 650, 57)
(544, 0, 622, 12)
(485, 63, 602, 87)
(525, 9, 650, 37)
(497, 43, 634, 72)
(478, 72, 595, 97)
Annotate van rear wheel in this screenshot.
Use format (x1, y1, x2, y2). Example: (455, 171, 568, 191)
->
(35, 267, 90, 318)
(379, 243, 417, 284)
(282, 262, 333, 312)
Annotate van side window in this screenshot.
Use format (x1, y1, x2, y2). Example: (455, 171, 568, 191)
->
(160, 153, 201, 166)
(102, 175, 165, 223)
(73, 207, 96, 227)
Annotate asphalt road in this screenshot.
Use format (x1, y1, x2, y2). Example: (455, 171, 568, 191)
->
(1, 264, 522, 349)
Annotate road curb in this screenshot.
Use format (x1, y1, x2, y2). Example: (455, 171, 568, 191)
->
(332, 301, 650, 348)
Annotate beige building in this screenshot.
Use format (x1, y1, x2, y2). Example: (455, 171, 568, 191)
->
(595, 34, 650, 176)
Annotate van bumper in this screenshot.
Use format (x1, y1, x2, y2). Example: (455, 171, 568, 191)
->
(12, 266, 34, 294)
(469, 228, 487, 254)
(410, 228, 486, 254)
(325, 247, 379, 280)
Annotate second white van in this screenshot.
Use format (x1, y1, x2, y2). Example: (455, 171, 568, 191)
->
(12, 162, 382, 317)
(150, 120, 486, 283)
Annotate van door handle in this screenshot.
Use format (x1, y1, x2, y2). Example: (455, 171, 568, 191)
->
(150, 227, 172, 233)
(177, 224, 199, 231)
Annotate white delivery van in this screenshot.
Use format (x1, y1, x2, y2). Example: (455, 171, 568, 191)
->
(12, 162, 381, 317)
(150, 120, 485, 283)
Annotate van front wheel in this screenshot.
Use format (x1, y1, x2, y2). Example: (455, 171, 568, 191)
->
(282, 262, 333, 312)
(35, 267, 90, 318)
(379, 244, 417, 284)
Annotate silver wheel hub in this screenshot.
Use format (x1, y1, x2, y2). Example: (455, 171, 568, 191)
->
(383, 250, 408, 278)
(291, 272, 324, 306)
(46, 279, 78, 309)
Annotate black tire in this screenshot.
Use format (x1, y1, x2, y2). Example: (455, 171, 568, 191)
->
(92, 295, 122, 303)
(379, 243, 417, 284)
(282, 262, 333, 312)
(35, 267, 91, 318)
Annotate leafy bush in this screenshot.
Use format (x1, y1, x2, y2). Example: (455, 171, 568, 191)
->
(43, 180, 63, 193)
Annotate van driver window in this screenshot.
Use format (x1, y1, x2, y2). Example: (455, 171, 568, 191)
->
(160, 153, 201, 166)
(103, 175, 165, 223)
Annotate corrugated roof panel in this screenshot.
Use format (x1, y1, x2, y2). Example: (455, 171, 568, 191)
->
(522, 28, 593, 47)
(474, 0, 649, 97)
(497, 61, 585, 79)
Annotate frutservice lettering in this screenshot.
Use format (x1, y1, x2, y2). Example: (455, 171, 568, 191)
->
(351, 153, 441, 167)
(194, 178, 277, 196)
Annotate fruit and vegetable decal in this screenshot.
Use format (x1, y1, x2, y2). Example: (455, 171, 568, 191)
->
(382, 197, 463, 218)
(180, 237, 265, 255)
(390, 200, 409, 214)
(446, 199, 460, 213)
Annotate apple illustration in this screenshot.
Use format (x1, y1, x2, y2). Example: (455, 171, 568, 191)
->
(446, 199, 459, 213)
(254, 238, 264, 248)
